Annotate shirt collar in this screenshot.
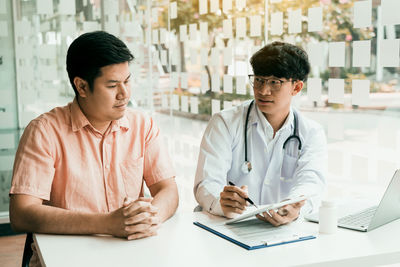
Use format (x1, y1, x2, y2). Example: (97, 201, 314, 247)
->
(247, 100, 294, 137)
(70, 98, 130, 132)
(111, 115, 129, 132)
(70, 98, 91, 132)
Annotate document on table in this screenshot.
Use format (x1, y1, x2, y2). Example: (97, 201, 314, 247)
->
(194, 212, 316, 250)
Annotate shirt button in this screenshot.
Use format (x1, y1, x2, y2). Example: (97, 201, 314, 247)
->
(264, 180, 270, 185)
(106, 164, 110, 169)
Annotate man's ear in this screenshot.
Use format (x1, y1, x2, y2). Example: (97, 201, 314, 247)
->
(291, 80, 303, 96)
(73, 77, 89, 98)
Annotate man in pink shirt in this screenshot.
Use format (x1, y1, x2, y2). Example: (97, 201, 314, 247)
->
(9, 31, 178, 264)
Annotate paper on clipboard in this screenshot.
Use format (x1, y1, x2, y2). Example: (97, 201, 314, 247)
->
(194, 212, 316, 250)
(225, 195, 312, 225)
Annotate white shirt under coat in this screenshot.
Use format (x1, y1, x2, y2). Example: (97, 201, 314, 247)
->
(194, 100, 327, 216)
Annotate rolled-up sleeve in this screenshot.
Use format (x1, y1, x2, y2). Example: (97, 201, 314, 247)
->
(10, 119, 56, 200)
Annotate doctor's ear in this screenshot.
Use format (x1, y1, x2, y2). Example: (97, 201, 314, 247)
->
(73, 77, 89, 98)
(291, 80, 303, 96)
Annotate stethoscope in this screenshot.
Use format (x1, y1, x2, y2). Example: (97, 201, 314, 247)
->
(242, 100, 302, 174)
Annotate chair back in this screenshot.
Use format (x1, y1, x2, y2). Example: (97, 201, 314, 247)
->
(21, 233, 33, 267)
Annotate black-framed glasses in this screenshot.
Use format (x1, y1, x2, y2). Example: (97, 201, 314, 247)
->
(248, 75, 292, 91)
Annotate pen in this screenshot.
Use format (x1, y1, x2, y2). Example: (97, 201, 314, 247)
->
(228, 181, 258, 208)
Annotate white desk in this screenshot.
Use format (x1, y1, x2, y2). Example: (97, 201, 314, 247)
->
(34, 212, 400, 267)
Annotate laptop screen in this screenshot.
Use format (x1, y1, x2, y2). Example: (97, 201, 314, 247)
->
(368, 169, 400, 231)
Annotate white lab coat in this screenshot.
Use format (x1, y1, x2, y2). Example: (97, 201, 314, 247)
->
(194, 100, 327, 216)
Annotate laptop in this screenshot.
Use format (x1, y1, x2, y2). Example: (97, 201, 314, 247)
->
(305, 169, 400, 232)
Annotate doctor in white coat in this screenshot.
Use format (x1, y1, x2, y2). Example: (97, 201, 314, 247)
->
(194, 42, 327, 226)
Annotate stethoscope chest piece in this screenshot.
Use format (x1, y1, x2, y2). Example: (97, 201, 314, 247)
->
(242, 161, 252, 173)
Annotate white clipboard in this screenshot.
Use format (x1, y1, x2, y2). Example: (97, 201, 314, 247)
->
(225, 195, 312, 225)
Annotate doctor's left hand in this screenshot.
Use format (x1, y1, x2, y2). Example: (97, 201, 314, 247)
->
(255, 200, 305, 226)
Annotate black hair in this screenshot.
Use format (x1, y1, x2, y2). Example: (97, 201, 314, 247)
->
(249, 41, 310, 81)
(66, 31, 134, 96)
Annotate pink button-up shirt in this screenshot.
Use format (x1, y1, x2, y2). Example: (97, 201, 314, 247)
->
(10, 99, 175, 212)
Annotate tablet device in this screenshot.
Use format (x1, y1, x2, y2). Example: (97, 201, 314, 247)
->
(225, 195, 311, 225)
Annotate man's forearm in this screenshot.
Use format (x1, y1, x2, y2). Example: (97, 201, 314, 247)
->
(151, 183, 179, 222)
(11, 203, 109, 235)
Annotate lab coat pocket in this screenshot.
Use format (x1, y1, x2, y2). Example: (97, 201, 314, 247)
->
(119, 157, 144, 199)
(281, 155, 298, 180)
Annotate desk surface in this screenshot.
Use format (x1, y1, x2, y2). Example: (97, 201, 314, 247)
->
(34, 212, 400, 267)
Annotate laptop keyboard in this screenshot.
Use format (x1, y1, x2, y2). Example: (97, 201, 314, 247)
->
(338, 206, 378, 228)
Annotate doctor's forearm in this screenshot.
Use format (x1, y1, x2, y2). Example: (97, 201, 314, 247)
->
(195, 183, 226, 216)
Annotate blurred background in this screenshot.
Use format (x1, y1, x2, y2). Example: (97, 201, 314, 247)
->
(0, 0, 399, 225)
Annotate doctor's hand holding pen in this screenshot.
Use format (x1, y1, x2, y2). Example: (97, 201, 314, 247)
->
(256, 199, 306, 226)
(220, 183, 248, 218)
(220, 182, 253, 219)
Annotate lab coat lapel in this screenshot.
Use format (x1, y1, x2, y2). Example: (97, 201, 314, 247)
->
(263, 123, 292, 188)
(264, 134, 285, 179)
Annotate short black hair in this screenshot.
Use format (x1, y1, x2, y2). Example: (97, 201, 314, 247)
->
(66, 31, 134, 96)
(250, 41, 310, 81)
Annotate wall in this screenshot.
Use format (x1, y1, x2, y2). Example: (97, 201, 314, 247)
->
(0, 0, 18, 222)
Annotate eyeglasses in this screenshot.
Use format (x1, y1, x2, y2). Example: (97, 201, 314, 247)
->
(248, 75, 292, 91)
